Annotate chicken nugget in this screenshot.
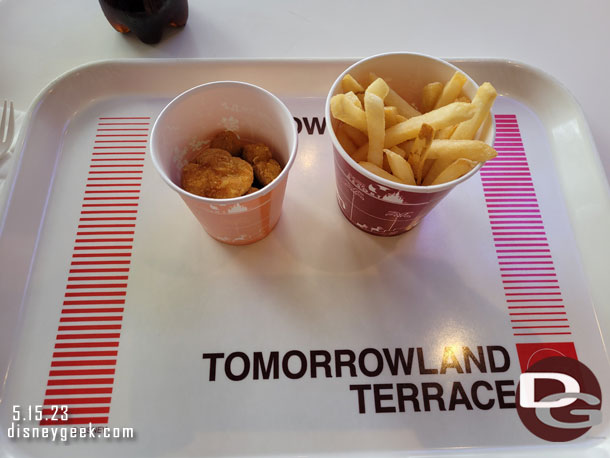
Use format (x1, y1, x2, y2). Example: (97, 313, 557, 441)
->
(242, 143, 272, 164)
(192, 148, 231, 164)
(245, 187, 259, 195)
(182, 163, 210, 197)
(253, 159, 282, 186)
(210, 131, 242, 156)
(182, 155, 253, 199)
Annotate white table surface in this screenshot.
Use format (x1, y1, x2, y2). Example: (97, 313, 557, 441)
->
(0, 0, 609, 453)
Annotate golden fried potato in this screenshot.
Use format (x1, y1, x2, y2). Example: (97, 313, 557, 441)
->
(210, 131, 242, 156)
(253, 159, 282, 186)
(242, 143, 272, 164)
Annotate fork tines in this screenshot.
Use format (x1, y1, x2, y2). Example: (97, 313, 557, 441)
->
(0, 101, 15, 155)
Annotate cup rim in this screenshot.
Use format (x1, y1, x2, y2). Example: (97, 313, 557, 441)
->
(150, 80, 299, 204)
(324, 51, 496, 195)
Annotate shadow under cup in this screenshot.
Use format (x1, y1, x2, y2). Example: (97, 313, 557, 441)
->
(325, 53, 495, 236)
(150, 81, 298, 245)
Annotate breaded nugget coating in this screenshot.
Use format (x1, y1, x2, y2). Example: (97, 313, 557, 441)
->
(182, 163, 210, 197)
(210, 131, 242, 156)
(242, 143, 272, 164)
(253, 159, 282, 186)
(192, 148, 231, 164)
(245, 187, 259, 195)
(182, 154, 253, 198)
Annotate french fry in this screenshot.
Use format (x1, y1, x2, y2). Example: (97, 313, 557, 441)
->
(359, 161, 406, 184)
(344, 91, 363, 109)
(384, 106, 402, 127)
(435, 124, 457, 140)
(382, 145, 408, 170)
(336, 123, 357, 156)
(425, 158, 477, 186)
(421, 159, 435, 180)
(330, 94, 368, 133)
(384, 149, 416, 185)
(426, 139, 498, 162)
(451, 82, 497, 140)
(423, 157, 453, 185)
(341, 74, 365, 93)
(398, 140, 414, 153)
(344, 135, 406, 162)
(342, 123, 368, 147)
(353, 142, 368, 162)
(406, 124, 434, 184)
(433, 72, 468, 109)
(331, 68, 498, 188)
(351, 145, 369, 162)
(384, 105, 398, 117)
(382, 154, 392, 173)
(364, 92, 385, 167)
(389, 145, 407, 158)
(384, 102, 475, 147)
(421, 82, 443, 113)
(366, 77, 390, 99)
(369, 72, 421, 118)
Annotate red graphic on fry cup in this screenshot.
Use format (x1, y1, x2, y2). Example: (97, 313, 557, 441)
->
(325, 52, 495, 236)
(516, 356, 602, 442)
(150, 81, 298, 245)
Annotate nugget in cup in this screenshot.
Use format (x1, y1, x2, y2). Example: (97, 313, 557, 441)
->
(325, 52, 496, 236)
(150, 81, 298, 245)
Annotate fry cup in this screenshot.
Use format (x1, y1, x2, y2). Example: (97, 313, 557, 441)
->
(150, 81, 298, 245)
(325, 52, 495, 236)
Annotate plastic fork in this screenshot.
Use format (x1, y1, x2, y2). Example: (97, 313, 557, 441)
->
(0, 101, 15, 156)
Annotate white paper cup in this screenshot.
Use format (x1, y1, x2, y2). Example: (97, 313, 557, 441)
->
(150, 81, 298, 245)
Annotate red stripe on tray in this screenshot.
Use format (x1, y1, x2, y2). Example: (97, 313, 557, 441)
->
(69, 268, 130, 273)
(43, 397, 112, 405)
(91, 157, 144, 162)
(41, 116, 147, 426)
(94, 140, 148, 143)
(60, 316, 123, 322)
(58, 324, 122, 330)
(51, 360, 117, 367)
(45, 388, 113, 396)
(481, 114, 575, 370)
(54, 342, 120, 349)
(68, 275, 129, 280)
(92, 152, 147, 156)
(47, 378, 115, 386)
(96, 134, 148, 137)
(93, 146, 146, 150)
(56, 333, 121, 340)
(61, 308, 124, 314)
(63, 299, 125, 305)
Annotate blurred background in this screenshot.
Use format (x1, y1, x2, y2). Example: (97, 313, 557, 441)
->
(0, 0, 609, 181)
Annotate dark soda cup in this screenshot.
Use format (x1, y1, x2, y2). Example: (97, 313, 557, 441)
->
(99, 0, 188, 44)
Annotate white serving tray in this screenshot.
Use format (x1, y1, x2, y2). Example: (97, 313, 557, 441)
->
(1, 58, 609, 457)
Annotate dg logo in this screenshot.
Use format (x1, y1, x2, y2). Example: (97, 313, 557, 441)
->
(516, 356, 602, 442)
